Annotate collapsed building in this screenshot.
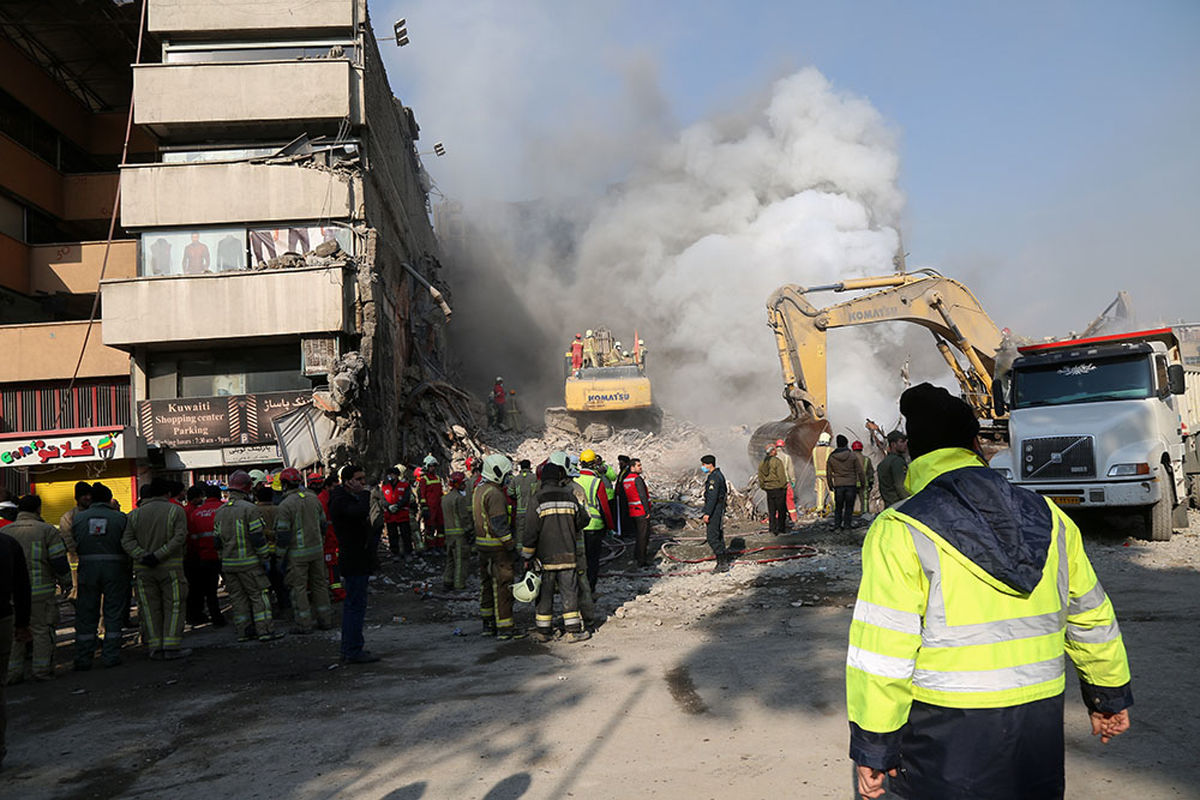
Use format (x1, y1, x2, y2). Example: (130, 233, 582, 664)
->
(0, 0, 465, 517)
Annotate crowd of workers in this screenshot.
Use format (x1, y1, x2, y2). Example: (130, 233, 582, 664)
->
(566, 329, 648, 372)
(0, 381, 1137, 793)
(757, 427, 911, 535)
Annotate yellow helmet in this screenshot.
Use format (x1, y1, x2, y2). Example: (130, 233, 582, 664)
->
(580, 448, 597, 463)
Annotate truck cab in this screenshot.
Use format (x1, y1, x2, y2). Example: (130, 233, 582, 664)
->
(989, 328, 1197, 540)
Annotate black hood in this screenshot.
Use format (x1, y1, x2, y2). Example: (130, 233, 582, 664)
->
(900, 467, 1051, 593)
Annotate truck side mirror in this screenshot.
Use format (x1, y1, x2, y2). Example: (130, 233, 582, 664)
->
(991, 377, 1008, 416)
(1168, 363, 1186, 395)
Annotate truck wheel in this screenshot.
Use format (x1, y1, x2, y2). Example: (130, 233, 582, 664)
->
(1144, 499, 1173, 541)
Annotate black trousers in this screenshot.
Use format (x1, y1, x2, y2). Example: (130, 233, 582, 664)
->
(706, 514, 726, 557)
(632, 516, 650, 565)
(386, 521, 413, 554)
(834, 486, 857, 528)
(583, 530, 603, 591)
(765, 487, 788, 532)
(184, 559, 223, 623)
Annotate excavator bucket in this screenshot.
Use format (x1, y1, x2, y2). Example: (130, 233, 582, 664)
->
(748, 414, 831, 507)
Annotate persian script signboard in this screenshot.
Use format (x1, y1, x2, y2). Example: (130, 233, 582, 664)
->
(138, 391, 310, 449)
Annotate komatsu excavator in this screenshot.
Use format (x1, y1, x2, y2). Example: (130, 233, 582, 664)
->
(754, 268, 1006, 491)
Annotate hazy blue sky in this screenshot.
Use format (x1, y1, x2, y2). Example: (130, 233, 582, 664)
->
(380, 1, 1199, 337)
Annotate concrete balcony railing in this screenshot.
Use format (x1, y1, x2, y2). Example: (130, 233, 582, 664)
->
(148, 0, 359, 37)
(132, 60, 362, 139)
(120, 160, 362, 229)
(0, 320, 130, 383)
(29, 240, 138, 295)
(100, 265, 355, 348)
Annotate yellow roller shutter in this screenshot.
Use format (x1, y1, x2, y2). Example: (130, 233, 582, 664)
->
(30, 460, 137, 528)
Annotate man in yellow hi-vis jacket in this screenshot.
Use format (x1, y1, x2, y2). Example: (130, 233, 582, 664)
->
(847, 383, 1132, 800)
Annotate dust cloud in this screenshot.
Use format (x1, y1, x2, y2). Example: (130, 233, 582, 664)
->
(392, 5, 921, 435)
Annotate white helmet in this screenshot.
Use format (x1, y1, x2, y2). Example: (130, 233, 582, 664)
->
(585, 329, 593, 337)
(495, 376, 503, 382)
(512, 569, 542, 603)
(614, 341, 622, 349)
(423, 454, 438, 467)
(637, 339, 644, 345)
(482, 453, 513, 484)
(818, 432, 831, 445)
(548, 450, 569, 469)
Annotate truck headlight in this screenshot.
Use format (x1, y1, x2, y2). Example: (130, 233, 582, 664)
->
(1107, 463, 1150, 477)
(994, 467, 1013, 480)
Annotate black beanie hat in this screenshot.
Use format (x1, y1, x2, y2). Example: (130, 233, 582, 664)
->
(900, 383, 980, 458)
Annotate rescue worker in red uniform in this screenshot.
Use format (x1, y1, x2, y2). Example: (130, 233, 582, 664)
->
(570, 334, 584, 371)
(183, 484, 225, 627)
(313, 474, 345, 603)
(418, 456, 445, 550)
(622, 458, 653, 567)
(380, 465, 415, 557)
(488, 377, 506, 429)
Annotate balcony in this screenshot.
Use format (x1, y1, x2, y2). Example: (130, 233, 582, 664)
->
(148, 0, 358, 37)
(100, 265, 355, 348)
(29, 241, 138, 295)
(0, 320, 130, 383)
(120, 160, 362, 229)
(132, 60, 363, 140)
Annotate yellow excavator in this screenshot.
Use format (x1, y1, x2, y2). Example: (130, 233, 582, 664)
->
(754, 268, 1006, 475)
(545, 327, 662, 434)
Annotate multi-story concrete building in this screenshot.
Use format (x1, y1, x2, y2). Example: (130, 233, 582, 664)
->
(100, 0, 450, 481)
(0, 1, 154, 516)
(2, 0, 453, 501)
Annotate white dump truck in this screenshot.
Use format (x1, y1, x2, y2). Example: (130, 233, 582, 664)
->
(989, 326, 1200, 540)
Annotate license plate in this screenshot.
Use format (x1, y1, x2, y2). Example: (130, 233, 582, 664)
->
(1050, 496, 1082, 506)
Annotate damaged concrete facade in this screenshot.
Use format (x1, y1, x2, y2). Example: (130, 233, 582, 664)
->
(100, 0, 453, 479)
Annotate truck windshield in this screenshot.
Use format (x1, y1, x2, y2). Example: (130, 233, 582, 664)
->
(1013, 355, 1152, 408)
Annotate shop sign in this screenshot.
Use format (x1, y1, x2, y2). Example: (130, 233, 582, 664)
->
(222, 444, 281, 465)
(138, 391, 311, 449)
(0, 428, 131, 468)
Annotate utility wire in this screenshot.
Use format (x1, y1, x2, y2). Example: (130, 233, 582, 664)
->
(54, 0, 147, 430)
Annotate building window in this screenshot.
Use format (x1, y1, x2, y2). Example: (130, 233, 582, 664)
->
(139, 224, 354, 275)
(148, 346, 312, 400)
(140, 227, 247, 276)
(0, 380, 131, 434)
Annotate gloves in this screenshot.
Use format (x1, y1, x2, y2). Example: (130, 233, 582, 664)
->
(388, 504, 400, 513)
(140, 553, 160, 568)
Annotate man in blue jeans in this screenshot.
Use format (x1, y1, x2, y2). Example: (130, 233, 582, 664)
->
(329, 464, 380, 664)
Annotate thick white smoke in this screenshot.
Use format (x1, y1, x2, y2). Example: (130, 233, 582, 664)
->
(536, 68, 909, 427)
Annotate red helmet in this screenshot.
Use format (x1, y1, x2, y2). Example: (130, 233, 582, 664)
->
(449, 471, 466, 487)
(280, 467, 302, 485)
(851, 440, 864, 451)
(228, 470, 253, 492)
(306, 473, 324, 487)
(774, 438, 786, 447)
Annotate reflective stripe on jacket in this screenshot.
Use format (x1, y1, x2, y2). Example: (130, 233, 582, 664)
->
(213, 494, 269, 571)
(275, 488, 326, 562)
(846, 447, 1132, 785)
(4, 512, 68, 598)
(471, 482, 512, 549)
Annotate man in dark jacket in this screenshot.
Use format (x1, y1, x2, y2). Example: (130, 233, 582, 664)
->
(849, 384, 1132, 799)
(826, 435, 865, 530)
(72, 483, 131, 670)
(0, 528, 31, 769)
(330, 464, 380, 664)
(522, 463, 590, 642)
(700, 455, 732, 573)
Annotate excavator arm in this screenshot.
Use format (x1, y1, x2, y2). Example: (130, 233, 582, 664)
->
(766, 269, 1003, 423)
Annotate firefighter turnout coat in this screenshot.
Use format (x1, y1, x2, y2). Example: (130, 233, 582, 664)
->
(846, 448, 1132, 799)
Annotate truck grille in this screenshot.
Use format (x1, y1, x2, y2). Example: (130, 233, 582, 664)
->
(1020, 435, 1095, 480)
